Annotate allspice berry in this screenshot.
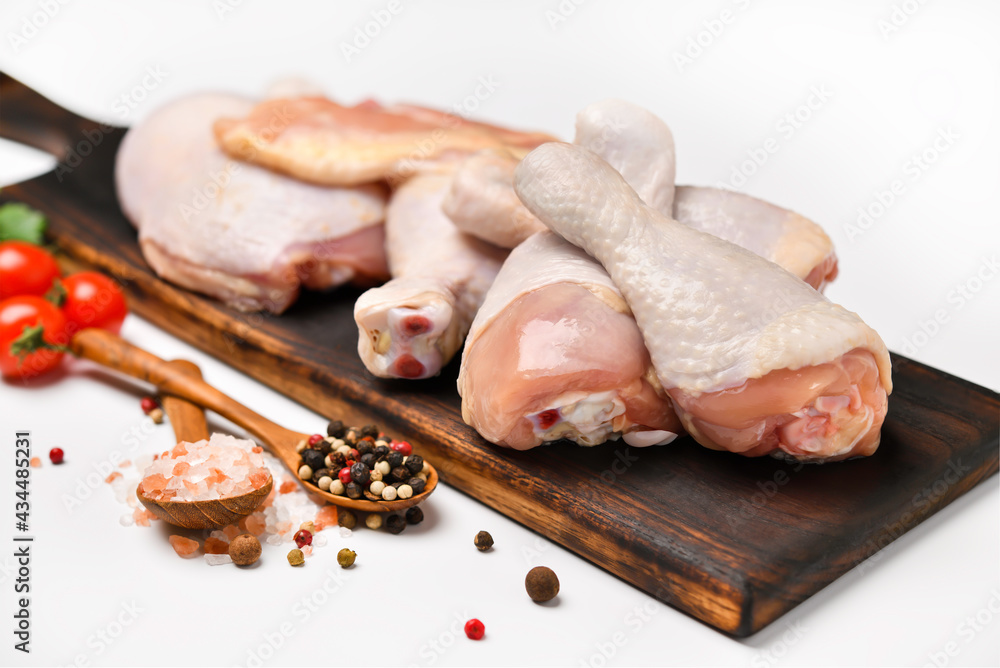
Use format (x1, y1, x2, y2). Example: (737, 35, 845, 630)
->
(474, 530, 494, 551)
(337, 548, 357, 568)
(228, 534, 262, 566)
(525, 566, 559, 603)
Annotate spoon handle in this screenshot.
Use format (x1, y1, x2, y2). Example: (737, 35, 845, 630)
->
(161, 360, 211, 443)
(71, 328, 301, 448)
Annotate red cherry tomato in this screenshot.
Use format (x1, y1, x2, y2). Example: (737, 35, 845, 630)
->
(0, 295, 68, 381)
(59, 271, 128, 335)
(0, 241, 61, 300)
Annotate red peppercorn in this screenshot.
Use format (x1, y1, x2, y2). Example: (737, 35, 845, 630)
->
(349, 448, 360, 460)
(48, 447, 64, 464)
(391, 440, 413, 456)
(338, 467, 353, 484)
(464, 618, 485, 640)
(140, 396, 159, 415)
(293, 529, 313, 548)
(308, 433, 324, 446)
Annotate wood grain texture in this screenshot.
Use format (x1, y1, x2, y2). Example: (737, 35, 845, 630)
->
(2, 73, 996, 636)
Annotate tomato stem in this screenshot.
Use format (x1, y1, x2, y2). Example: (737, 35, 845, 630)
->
(9, 323, 69, 360)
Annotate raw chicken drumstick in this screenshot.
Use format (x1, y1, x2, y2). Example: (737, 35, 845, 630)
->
(354, 167, 507, 379)
(116, 93, 389, 313)
(514, 143, 891, 461)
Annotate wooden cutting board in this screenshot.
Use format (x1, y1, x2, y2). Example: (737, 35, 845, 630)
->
(1, 74, 996, 637)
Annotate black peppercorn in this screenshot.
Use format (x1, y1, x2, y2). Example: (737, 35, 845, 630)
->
(344, 428, 361, 445)
(359, 453, 376, 468)
(361, 424, 379, 438)
(474, 531, 494, 551)
(328, 451, 347, 470)
(357, 440, 374, 456)
(385, 514, 406, 534)
(405, 506, 424, 525)
(338, 510, 357, 529)
(316, 439, 332, 455)
(311, 467, 332, 485)
(386, 451, 404, 468)
(345, 482, 362, 499)
(351, 462, 370, 485)
(326, 420, 346, 438)
(407, 477, 426, 495)
(404, 455, 423, 475)
(301, 449, 325, 471)
(374, 446, 390, 460)
(390, 466, 409, 483)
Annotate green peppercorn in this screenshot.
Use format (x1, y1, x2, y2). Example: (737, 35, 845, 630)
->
(525, 566, 559, 602)
(475, 531, 494, 551)
(327, 420, 346, 438)
(405, 506, 424, 525)
(338, 510, 357, 529)
(287, 549, 305, 566)
(337, 548, 357, 568)
(385, 514, 406, 534)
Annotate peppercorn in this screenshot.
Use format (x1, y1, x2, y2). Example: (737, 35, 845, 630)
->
(351, 462, 371, 485)
(308, 433, 324, 446)
(386, 450, 404, 468)
(381, 485, 398, 501)
(329, 479, 345, 495)
(140, 396, 159, 414)
(374, 443, 390, 456)
(326, 420, 346, 438)
(301, 448, 325, 472)
(369, 468, 383, 483)
(357, 440, 374, 456)
(464, 618, 485, 640)
(316, 439, 332, 455)
(366, 513, 383, 530)
(299, 521, 315, 533)
(361, 424, 379, 438)
(397, 484, 413, 500)
(407, 477, 426, 495)
(405, 506, 424, 525)
(374, 460, 391, 476)
(369, 480, 386, 496)
(338, 467, 352, 485)
(317, 476, 333, 491)
(293, 529, 313, 548)
(338, 510, 357, 529)
(344, 428, 360, 445)
(49, 447, 64, 465)
(474, 531, 494, 551)
(287, 549, 305, 566)
(345, 482, 362, 499)
(385, 514, 406, 534)
(298, 464, 313, 480)
(327, 451, 346, 470)
(296, 439, 308, 454)
(229, 535, 262, 566)
(405, 454, 424, 475)
(337, 548, 357, 568)
(525, 566, 559, 602)
(359, 453, 377, 468)
(388, 466, 408, 483)
(391, 440, 413, 456)
(311, 467, 332, 485)
(149, 407, 164, 424)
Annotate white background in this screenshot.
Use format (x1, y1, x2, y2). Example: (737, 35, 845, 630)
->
(1, 1, 998, 666)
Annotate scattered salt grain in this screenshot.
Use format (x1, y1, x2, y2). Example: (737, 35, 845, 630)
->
(119, 513, 134, 527)
(168, 535, 200, 558)
(205, 554, 232, 566)
(266, 534, 284, 546)
(339, 527, 353, 539)
(313, 533, 327, 548)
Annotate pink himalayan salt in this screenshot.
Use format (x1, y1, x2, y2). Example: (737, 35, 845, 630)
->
(138, 433, 268, 503)
(118, 459, 131, 468)
(133, 508, 157, 527)
(279, 479, 297, 494)
(245, 514, 266, 536)
(302, 545, 313, 557)
(222, 525, 241, 541)
(105, 472, 122, 484)
(204, 537, 230, 554)
(169, 535, 200, 558)
(30, 457, 41, 468)
(314, 506, 338, 531)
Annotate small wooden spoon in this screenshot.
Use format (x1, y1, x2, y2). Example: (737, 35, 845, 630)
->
(73, 328, 437, 513)
(135, 359, 273, 530)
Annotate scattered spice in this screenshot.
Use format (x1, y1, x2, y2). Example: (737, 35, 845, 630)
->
(29, 457, 41, 468)
(405, 507, 423, 525)
(48, 447, 64, 464)
(140, 396, 159, 414)
(299, 521, 315, 534)
(464, 619, 485, 640)
(229, 534, 262, 565)
(293, 529, 312, 548)
(365, 513, 383, 530)
(385, 514, 405, 534)
(338, 510, 357, 530)
(475, 531, 494, 551)
(525, 566, 560, 603)
(287, 548, 305, 566)
(337, 548, 356, 568)
(149, 407, 164, 424)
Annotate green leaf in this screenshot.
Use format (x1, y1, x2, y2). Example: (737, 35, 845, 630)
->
(0, 202, 47, 244)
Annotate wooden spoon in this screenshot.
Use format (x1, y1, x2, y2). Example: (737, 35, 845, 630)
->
(73, 328, 437, 513)
(135, 359, 273, 530)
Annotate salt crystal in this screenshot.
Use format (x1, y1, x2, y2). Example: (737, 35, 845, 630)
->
(204, 537, 230, 554)
(266, 534, 284, 546)
(168, 535, 199, 557)
(302, 545, 313, 557)
(205, 554, 232, 566)
(137, 434, 268, 503)
(339, 527, 352, 538)
(313, 533, 327, 547)
(210, 530, 228, 541)
(119, 513, 135, 527)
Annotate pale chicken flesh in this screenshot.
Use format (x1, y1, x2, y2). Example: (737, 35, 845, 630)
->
(354, 167, 507, 379)
(116, 93, 389, 313)
(514, 143, 891, 461)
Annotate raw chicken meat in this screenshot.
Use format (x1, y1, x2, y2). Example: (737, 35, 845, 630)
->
(514, 143, 891, 461)
(213, 97, 554, 186)
(354, 166, 507, 378)
(116, 93, 389, 313)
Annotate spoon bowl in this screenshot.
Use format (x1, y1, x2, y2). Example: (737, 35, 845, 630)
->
(73, 329, 437, 515)
(135, 359, 274, 530)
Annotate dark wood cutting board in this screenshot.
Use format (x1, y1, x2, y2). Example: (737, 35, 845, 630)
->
(1, 73, 996, 637)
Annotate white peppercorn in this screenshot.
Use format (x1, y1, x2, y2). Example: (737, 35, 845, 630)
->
(369, 480, 385, 496)
(375, 460, 390, 476)
(329, 479, 345, 495)
(381, 485, 397, 501)
(298, 464, 313, 480)
(317, 476, 333, 491)
(397, 484, 413, 499)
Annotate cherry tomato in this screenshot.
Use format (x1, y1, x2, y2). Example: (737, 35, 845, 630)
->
(0, 295, 68, 381)
(59, 271, 128, 335)
(0, 241, 61, 300)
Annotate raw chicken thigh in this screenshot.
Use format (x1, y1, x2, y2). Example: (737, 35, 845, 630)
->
(514, 143, 891, 461)
(116, 93, 389, 313)
(354, 167, 507, 379)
